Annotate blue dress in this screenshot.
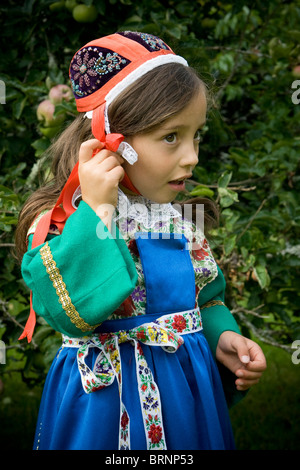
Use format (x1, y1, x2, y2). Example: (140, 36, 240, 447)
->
(30, 193, 236, 450)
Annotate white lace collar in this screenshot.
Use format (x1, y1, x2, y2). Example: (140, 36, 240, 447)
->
(115, 188, 182, 229)
(71, 186, 182, 229)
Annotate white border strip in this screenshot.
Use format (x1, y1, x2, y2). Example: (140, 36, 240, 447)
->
(105, 54, 188, 107)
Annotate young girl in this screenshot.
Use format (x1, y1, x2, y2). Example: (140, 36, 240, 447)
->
(16, 31, 266, 450)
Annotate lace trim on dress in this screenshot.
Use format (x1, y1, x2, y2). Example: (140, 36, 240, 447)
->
(114, 189, 182, 229)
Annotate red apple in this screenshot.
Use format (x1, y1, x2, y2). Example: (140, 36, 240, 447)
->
(292, 65, 300, 78)
(49, 84, 73, 104)
(36, 99, 65, 127)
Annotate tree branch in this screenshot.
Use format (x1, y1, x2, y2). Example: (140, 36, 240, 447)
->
(233, 308, 292, 354)
(236, 197, 268, 242)
(0, 298, 37, 348)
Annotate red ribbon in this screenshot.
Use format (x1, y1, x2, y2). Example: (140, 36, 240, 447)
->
(91, 103, 140, 194)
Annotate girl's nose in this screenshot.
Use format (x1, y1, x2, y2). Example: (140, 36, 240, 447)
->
(180, 143, 199, 168)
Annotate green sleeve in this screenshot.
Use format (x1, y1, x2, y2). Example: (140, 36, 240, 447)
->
(199, 265, 241, 356)
(22, 201, 138, 337)
(199, 265, 247, 407)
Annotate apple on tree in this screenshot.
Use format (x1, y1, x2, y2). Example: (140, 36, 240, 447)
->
(292, 65, 300, 78)
(36, 83, 73, 138)
(36, 99, 65, 138)
(72, 4, 98, 23)
(49, 84, 73, 105)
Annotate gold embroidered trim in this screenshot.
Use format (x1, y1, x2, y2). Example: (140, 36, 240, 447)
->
(40, 242, 101, 332)
(200, 300, 225, 310)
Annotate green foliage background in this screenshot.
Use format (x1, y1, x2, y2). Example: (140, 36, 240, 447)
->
(0, 0, 299, 450)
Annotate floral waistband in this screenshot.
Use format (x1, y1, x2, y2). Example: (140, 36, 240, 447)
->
(62, 307, 202, 450)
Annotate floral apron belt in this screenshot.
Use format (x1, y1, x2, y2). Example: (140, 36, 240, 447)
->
(62, 307, 202, 450)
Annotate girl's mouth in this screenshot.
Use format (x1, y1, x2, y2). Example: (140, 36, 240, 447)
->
(168, 174, 191, 191)
(168, 178, 186, 191)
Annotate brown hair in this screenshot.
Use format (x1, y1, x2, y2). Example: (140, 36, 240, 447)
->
(109, 63, 207, 134)
(15, 63, 218, 263)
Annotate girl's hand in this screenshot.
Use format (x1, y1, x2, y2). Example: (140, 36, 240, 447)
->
(216, 331, 267, 391)
(78, 138, 125, 214)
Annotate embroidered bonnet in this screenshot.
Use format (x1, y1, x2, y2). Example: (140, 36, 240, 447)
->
(69, 31, 187, 143)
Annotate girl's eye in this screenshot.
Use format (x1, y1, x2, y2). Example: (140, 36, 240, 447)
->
(164, 133, 177, 144)
(194, 129, 202, 142)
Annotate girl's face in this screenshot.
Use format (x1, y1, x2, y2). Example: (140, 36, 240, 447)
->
(123, 89, 207, 203)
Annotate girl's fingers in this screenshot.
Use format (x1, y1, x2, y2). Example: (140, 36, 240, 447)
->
(79, 140, 124, 179)
(82, 145, 125, 168)
(97, 153, 124, 170)
(79, 139, 105, 163)
(246, 358, 267, 373)
(236, 368, 263, 380)
(236, 377, 261, 391)
(97, 153, 124, 171)
(109, 165, 125, 183)
(235, 361, 265, 390)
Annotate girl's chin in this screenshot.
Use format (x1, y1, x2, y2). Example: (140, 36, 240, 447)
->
(139, 189, 176, 204)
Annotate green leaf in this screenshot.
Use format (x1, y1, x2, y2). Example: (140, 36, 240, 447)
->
(124, 15, 143, 24)
(166, 25, 182, 39)
(189, 185, 214, 198)
(224, 234, 237, 256)
(31, 138, 51, 157)
(218, 187, 239, 207)
(12, 96, 27, 119)
(32, 326, 54, 346)
(0, 185, 18, 201)
(253, 265, 271, 289)
(218, 171, 232, 188)
(287, 30, 300, 42)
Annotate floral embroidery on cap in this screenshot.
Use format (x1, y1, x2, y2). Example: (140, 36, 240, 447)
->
(139, 33, 169, 51)
(118, 31, 170, 52)
(70, 46, 129, 99)
(94, 52, 128, 76)
(71, 49, 98, 89)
